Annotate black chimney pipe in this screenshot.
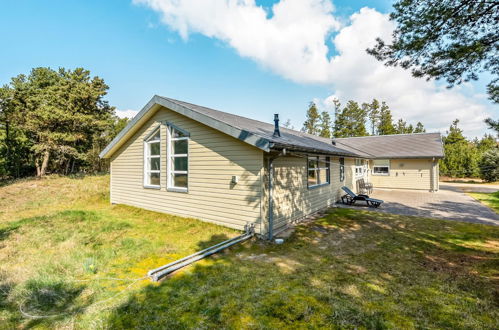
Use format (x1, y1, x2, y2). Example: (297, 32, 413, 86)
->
(273, 114, 281, 137)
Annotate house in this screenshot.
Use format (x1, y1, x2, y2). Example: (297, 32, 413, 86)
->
(100, 95, 444, 238)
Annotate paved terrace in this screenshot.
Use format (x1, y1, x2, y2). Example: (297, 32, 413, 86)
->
(339, 183, 499, 226)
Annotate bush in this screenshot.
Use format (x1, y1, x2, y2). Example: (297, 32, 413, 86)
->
(479, 149, 499, 182)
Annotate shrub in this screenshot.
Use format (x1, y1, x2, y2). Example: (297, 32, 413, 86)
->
(479, 149, 499, 182)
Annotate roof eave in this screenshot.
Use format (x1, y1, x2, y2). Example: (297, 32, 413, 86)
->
(269, 142, 363, 158)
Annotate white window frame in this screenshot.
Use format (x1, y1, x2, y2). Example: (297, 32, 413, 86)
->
(143, 127, 161, 189)
(307, 155, 330, 189)
(372, 159, 390, 176)
(167, 123, 189, 193)
(339, 157, 345, 182)
(354, 159, 366, 178)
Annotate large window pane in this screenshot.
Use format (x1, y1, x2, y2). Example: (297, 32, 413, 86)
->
(150, 157, 160, 171)
(173, 157, 188, 171)
(150, 142, 160, 156)
(174, 139, 188, 154)
(319, 168, 327, 183)
(149, 173, 160, 186)
(308, 169, 317, 186)
(173, 173, 188, 188)
(308, 157, 318, 169)
(373, 167, 389, 174)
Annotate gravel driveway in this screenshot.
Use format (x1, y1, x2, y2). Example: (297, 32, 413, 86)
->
(339, 183, 499, 226)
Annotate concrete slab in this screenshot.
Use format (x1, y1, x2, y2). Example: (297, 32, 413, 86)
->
(338, 185, 499, 226)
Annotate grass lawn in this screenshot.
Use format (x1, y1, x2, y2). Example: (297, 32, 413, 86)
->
(1, 175, 499, 328)
(468, 191, 499, 214)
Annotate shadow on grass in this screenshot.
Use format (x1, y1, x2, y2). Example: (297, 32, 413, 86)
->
(105, 210, 499, 328)
(0, 273, 91, 328)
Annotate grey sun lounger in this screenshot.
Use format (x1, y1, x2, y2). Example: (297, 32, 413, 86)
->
(341, 186, 383, 208)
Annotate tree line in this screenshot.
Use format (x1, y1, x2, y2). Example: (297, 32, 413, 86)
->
(0, 67, 128, 179)
(302, 98, 426, 139)
(301, 99, 498, 182)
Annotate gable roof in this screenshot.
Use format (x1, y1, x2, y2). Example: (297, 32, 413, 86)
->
(100, 95, 444, 160)
(333, 133, 444, 159)
(99, 95, 358, 158)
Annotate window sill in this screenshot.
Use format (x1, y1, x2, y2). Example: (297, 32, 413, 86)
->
(167, 187, 188, 193)
(144, 185, 161, 190)
(308, 182, 330, 190)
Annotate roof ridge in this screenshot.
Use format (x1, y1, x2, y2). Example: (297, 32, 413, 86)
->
(160, 95, 334, 142)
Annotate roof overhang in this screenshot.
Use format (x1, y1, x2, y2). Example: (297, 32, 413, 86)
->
(100, 95, 272, 159)
(269, 142, 362, 158)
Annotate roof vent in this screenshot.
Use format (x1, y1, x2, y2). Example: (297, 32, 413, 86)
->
(273, 114, 281, 138)
(332, 139, 336, 146)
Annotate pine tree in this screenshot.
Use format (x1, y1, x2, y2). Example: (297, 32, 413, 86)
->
(302, 102, 320, 135)
(440, 119, 479, 178)
(365, 99, 380, 135)
(485, 118, 499, 136)
(332, 98, 344, 138)
(334, 101, 368, 138)
(396, 119, 407, 134)
(1, 67, 115, 177)
(368, 0, 498, 104)
(377, 102, 396, 135)
(414, 122, 426, 133)
(319, 111, 332, 138)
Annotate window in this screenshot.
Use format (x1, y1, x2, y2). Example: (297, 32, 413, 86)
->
(308, 156, 330, 188)
(167, 124, 189, 192)
(372, 159, 390, 175)
(144, 127, 161, 188)
(339, 157, 345, 182)
(355, 159, 365, 178)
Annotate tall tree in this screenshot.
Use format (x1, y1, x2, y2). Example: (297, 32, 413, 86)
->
(332, 98, 344, 138)
(414, 122, 426, 133)
(319, 111, 332, 138)
(1, 67, 115, 177)
(377, 102, 396, 135)
(395, 119, 413, 134)
(368, 0, 499, 103)
(364, 99, 381, 135)
(333, 101, 368, 138)
(440, 119, 480, 177)
(302, 102, 320, 135)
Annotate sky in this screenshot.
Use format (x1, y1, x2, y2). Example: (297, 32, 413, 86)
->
(0, 0, 497, 138)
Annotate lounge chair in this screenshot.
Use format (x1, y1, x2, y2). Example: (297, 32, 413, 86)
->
(358, 178, 373, 194)
(340, 186, 383, 208)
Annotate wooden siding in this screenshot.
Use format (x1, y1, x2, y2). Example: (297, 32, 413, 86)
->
(110, 106, 264, 232)
(368, 158, 434, 191)
(262, 155, 356, 234)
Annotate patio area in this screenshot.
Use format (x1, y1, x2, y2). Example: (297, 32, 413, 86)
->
(339, 183, 499, 226)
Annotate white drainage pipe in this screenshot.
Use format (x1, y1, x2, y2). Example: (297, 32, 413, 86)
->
(148, 224, 254, 282)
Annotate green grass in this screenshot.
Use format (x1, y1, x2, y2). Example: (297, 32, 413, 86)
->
(468, 191, 499, 214)
(1, 175, 499, 328)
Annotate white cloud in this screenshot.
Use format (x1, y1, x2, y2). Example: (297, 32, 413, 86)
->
(134, 0, 495, 137)
(116, 109, 139, 119)
(133, 0, 341, 83)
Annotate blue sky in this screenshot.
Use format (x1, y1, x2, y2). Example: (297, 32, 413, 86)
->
(0, 0, 496, 137)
